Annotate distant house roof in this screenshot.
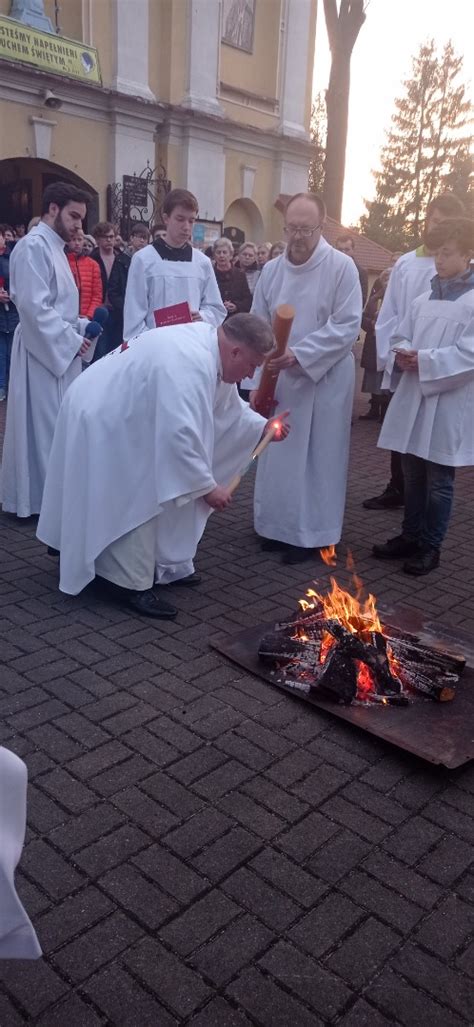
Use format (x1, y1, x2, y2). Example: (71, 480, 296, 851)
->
(275, 195, 393, 273)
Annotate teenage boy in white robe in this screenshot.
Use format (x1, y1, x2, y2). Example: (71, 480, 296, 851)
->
(363, 192, 466, 511)
(374, 218, 474, 576)
(1, 182, 93, 518)
(37, 315, 287, 619)
(123, 188, 226, 340)
(249, 192, 362, 564)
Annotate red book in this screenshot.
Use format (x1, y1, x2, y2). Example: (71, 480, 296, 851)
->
(154, 301, 192, 328)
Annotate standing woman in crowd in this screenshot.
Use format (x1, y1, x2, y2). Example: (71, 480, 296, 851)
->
(257, 243, 271, 269)
(269, 241, 285, 259)
(236, 242, 260, 295)
(213, 237, 252, 319)
(359, 267, 391, 420)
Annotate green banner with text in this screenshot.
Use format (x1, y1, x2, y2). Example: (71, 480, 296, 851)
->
(0, 15, 101, 84)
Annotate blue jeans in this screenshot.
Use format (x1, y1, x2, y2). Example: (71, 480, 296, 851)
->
(0, 330, 13, 391)
(401, 454, 455, 551)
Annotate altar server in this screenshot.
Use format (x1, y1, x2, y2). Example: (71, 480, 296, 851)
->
(250, 192, 362, 563)
(1, 182, 92, 518)
(123, 189, 226, 340)
(375, 218, 474, 576)
(364, 192, 465, 511)
(37, 315, 278, 618)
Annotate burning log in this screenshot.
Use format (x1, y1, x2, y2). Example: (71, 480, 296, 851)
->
(314, 648, 357, 705)
(325, 621, 402, 696)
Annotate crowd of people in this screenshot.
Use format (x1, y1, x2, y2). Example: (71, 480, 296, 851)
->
(0, 180, 472, 620)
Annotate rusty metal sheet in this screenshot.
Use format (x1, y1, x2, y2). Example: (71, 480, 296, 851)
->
(211, 615, 474, 769)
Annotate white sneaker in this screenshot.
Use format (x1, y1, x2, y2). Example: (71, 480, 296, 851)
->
(0, 388, 6, 401)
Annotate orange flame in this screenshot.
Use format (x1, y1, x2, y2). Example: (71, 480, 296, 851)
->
(298, 552, 396, 701)
(320, 545, 337, 567)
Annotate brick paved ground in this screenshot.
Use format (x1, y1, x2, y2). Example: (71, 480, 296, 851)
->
(0, 370, 473, 1026)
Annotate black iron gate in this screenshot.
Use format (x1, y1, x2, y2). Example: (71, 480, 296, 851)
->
(106, 162, 170, 239)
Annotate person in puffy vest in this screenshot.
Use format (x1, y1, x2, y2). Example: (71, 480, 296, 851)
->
(66, 228, 103, 318)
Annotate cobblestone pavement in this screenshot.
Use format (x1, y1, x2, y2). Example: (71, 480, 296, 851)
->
(0, 376, 473, 1026)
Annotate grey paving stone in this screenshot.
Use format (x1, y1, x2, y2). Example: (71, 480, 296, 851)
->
(222, 866, 301, 931)
(98, 862, 179, 928)
(227, 967, 320, 1027)
(52, 911, 143, 982)
(260, 939, 353, 1019)
(288, 890, 364, 957)
(160, 889, 240, 956)
(191, 913, 272, 985)
(414, 894, 474, 958)
(83, 964, 177, 1026)
(326, 916, 400, 988)
(124, 937, 211, 1017)
(366, 966, 466, 1027)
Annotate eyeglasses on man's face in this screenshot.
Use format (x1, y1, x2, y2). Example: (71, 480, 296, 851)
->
(283, 223, 322, 238)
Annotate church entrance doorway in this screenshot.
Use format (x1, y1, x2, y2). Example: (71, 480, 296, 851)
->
(0, 158, 99, 233)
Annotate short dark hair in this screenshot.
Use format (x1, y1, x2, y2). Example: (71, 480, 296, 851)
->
(428, 218, 474, 255)
(286, 191, 327, 221)
(426, 193, 465, 219)
(222, 313, 274, 356)
(130, 223, 150, 239)
(92, 221, 115, 239)
(41, 181, 91, 215)
(162, 189, 199, 217)
(0, 223, 12, 235)
(335, 233, 355, 250)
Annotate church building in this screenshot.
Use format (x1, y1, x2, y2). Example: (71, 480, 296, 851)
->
(0, 0, 317, 244)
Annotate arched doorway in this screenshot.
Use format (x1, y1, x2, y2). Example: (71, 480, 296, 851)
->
(0, 158, 99, 233)
(224, 198, 265, 243)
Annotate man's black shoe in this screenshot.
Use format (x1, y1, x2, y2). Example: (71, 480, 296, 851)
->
(358, 408, 379, 421)
(373, 535, 419, 560)
(127, 590, 178, 618)
(282, 546, 315, 565)
(363, 486, 404, 510)
(260, 538, 289, 552)
(403, 548, 440, 576)
(158, 572, 201, 588)
(47, 546, 60, 557)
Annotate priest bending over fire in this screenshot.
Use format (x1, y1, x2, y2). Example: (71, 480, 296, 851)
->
(37, 315, 288, 619)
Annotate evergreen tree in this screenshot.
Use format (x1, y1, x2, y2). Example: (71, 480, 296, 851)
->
(308, 93, 327, 195)
(360, 41, 473, 250)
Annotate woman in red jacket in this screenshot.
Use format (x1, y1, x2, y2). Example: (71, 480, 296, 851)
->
(67, 228, 103, 318)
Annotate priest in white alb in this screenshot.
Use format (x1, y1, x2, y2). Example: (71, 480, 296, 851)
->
(248, 192, 362, 563)
(123, 188, 226, 340)
(1, 181, 93, 518)
(37, 315, 286, 619)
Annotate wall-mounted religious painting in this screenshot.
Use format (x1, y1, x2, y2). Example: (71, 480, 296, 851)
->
(222, 0, 256, 53)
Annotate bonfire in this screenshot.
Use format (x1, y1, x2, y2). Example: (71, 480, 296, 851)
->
(258, 547, 463, 706)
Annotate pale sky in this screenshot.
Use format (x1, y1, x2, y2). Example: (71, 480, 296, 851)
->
(312, 0, 473, 226)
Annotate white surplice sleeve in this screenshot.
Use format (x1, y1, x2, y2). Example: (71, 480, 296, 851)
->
(123, 250, 150, 340)
(199, 261, 227, 327)
(418, 311, 474, 396)
(10, 239, 82, 378)
(290, 260, 362, 385)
